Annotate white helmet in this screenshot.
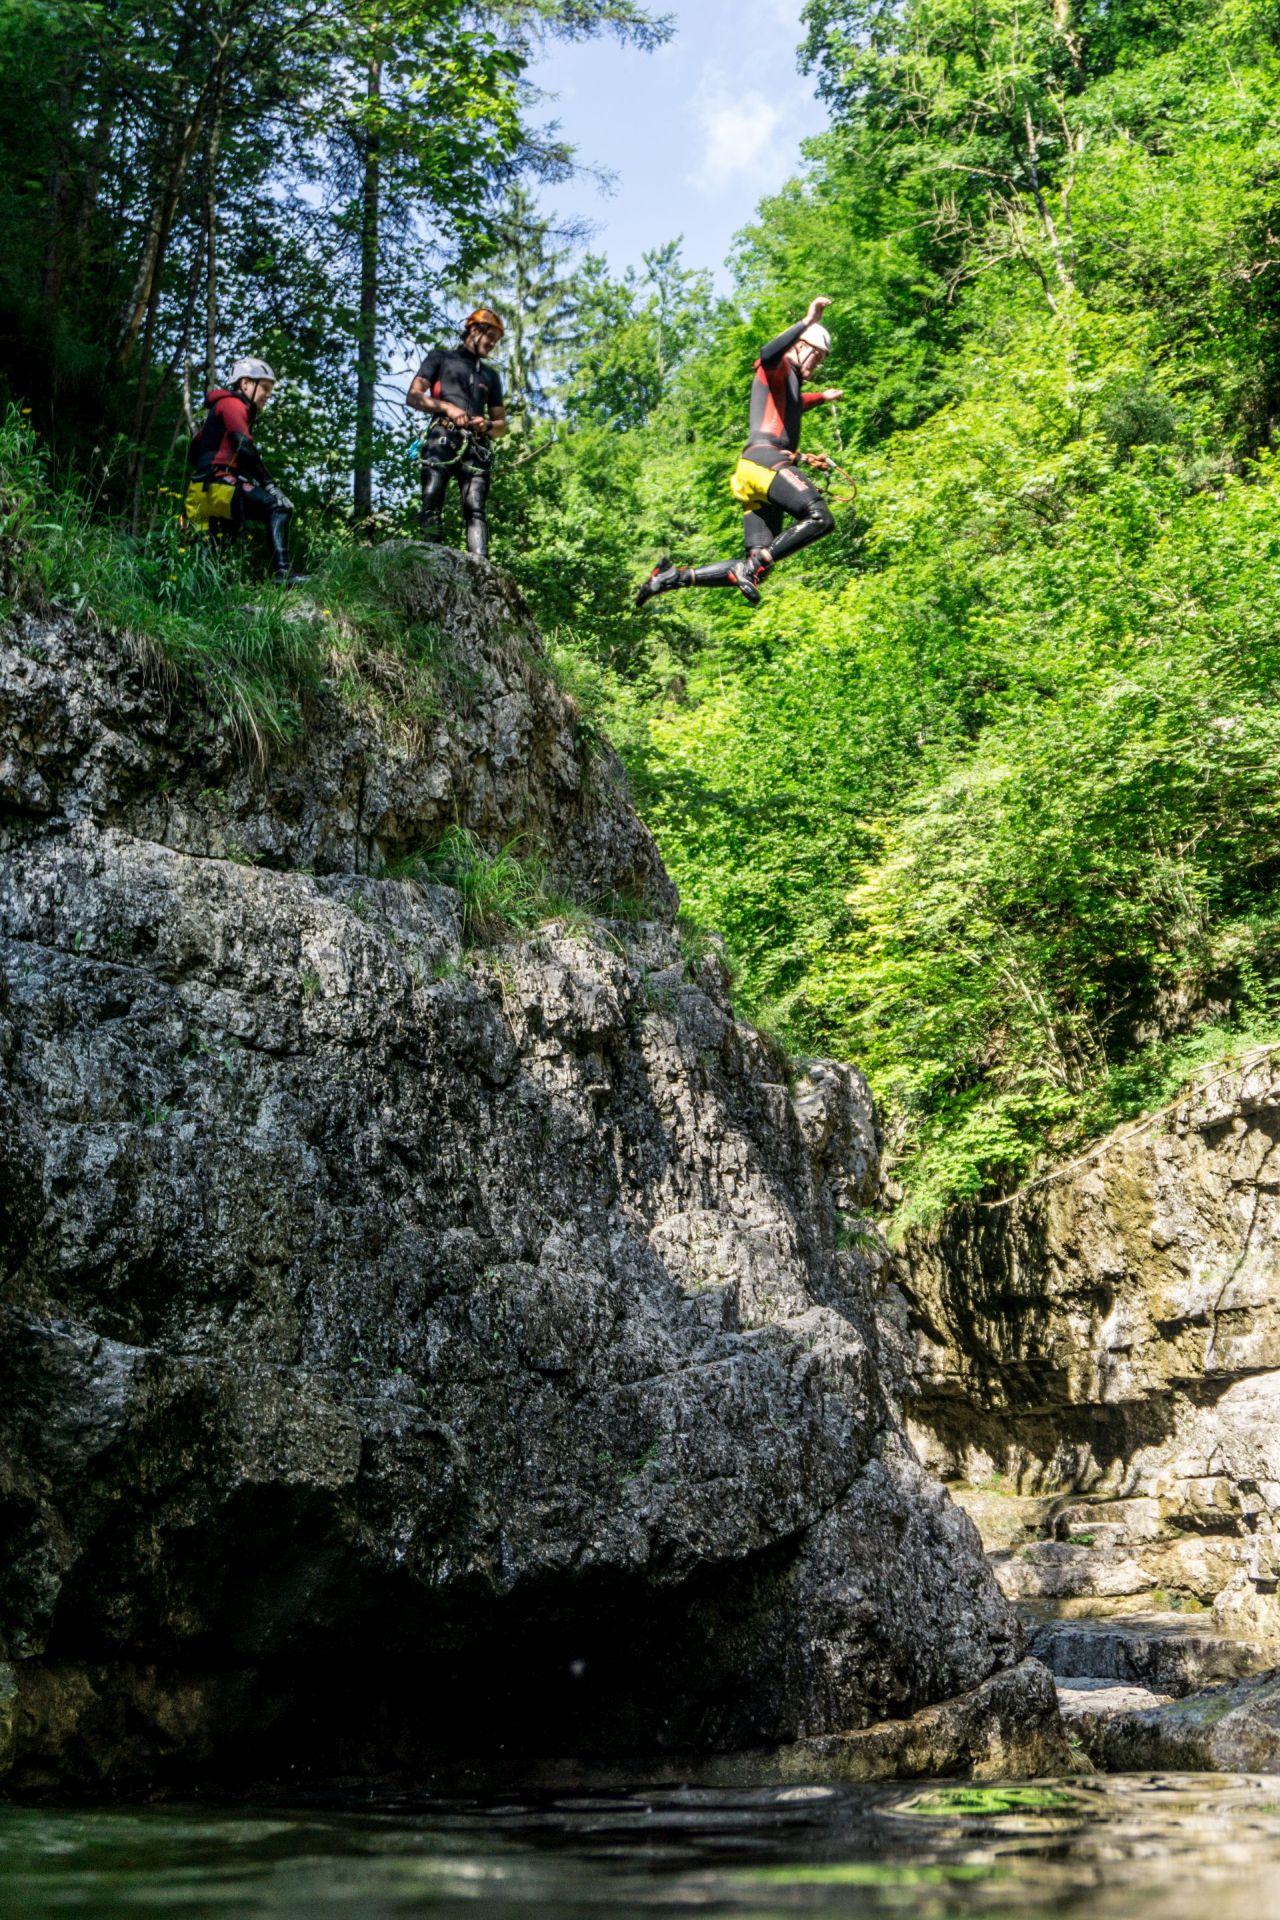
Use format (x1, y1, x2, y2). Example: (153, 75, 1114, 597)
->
(228, 357, 276, 385)
(797, 324, 832, 354)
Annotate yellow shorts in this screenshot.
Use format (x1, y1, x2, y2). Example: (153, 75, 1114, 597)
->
(729, 456, 781, 511)
(183, 479, 237, 525)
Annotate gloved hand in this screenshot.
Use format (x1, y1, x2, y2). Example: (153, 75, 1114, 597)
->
(229, 430, 269, 486)
(261, 483, 294, 514)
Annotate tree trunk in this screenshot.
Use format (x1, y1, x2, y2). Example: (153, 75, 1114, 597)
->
(127, 201, 181, 529)
(204, 98, 224, 389)
(139, 235, 206, 480)
(114, 85, 209, 365)
(41, 61, 83, 342)
(353, 57, 382, 520)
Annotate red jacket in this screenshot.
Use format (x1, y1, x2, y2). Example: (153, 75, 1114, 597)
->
(191, 387, 265, 482)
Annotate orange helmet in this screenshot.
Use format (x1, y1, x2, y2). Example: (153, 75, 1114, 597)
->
(463, 306, 505, 340)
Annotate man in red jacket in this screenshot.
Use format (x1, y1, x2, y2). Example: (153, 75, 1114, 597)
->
(634, 297, 844, 608)
(187, 357, 304, 584)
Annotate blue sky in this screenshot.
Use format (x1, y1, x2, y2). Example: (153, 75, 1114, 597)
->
(525, 0, 829, 293)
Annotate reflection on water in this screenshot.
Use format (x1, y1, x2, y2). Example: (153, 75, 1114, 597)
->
(6, 1774, 1280, 1917)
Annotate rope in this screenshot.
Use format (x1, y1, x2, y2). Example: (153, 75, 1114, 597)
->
(805, 449, 858, 504)
(409, 424, 494, 470)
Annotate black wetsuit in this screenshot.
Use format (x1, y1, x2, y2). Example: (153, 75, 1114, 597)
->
(653, 320, 834, 598)
(744, 320, 828, 467)
(413, 345, 504, 558)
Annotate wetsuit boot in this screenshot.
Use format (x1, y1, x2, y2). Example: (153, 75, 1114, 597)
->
(634, 558, 690, 608)
(236, 481, 308, 584)
(267, 503, 293, 583)
(726, 548, 772, 605)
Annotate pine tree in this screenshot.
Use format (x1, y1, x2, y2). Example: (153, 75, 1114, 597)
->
(459, 185, 587, 416)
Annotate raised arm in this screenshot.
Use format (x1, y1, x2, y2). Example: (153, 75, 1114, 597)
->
(760, 296, 833, 364)
(758, 319, 808, 365)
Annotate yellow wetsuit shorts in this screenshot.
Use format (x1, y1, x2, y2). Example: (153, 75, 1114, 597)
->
(183, 479, 237, 524)
(729, 456, 781, 511)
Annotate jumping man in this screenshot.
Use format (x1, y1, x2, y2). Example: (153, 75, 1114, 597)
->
(407, 308, 508, 559)
(635, 297, 844, 607)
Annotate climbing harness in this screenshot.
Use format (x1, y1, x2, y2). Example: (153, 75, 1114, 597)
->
(408, 425, 495, 469)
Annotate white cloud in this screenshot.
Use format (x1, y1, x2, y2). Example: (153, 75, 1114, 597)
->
(686, 80, 787, 195)
(751, 0, 804, 29)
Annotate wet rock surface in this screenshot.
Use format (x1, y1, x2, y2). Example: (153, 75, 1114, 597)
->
(0, 560, 1046, 1795)
(892, 1054, 1280, 1769)
(894, 1050, 1280, 1635)
(1084, 1670, 1280, 1772)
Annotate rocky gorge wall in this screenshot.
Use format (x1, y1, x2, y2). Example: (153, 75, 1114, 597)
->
(0, 549, 1064, 1796)
(891, 1051, 1280, 1638)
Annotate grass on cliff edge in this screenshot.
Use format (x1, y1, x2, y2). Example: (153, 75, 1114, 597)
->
(0, 409, 498, 757)
(0, 410, 660, 951)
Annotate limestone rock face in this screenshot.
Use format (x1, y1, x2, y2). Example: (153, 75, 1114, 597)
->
(893, 1051, 1280, 1631)
(0, 545, 674, 909)
(0, 556, 1039, 1794)
(1083, 1669, 1280, 1773)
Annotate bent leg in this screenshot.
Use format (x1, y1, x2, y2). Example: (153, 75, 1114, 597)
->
(758, 465, 834, 563)
(742, 500, 785, 554)
(636, 484, 788, 606)
(420, 462, 449, 543)
(235, 481, 294, 581)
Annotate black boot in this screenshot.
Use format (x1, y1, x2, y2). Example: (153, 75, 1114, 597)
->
(726, 547, 772, 606)
(634, 558, 688, 609)
(267, 504, 295, 583)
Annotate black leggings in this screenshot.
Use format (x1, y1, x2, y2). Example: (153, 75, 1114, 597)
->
(683, 462, 834, 589)
(233, 481, 294, 581)
(420, 429, 491, 558)
(203, 478, 294, 580)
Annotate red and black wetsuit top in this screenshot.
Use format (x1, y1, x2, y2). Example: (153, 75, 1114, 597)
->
(742, 321, 825, 469)
(413, 345, 503, 422)
(190, 387, 267, 484)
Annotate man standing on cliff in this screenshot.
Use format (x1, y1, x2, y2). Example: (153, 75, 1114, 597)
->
(407, 308, 508, 559)
(634, 297, 844, 608)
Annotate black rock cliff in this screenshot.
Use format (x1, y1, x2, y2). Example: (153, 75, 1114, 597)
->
(0, 551, 1064, 1793)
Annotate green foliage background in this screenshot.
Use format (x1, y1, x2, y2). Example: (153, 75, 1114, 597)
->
(493, 0, 1280, 1224)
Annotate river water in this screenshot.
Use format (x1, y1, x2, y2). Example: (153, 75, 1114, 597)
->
(6, 1774, 1280, 1917)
